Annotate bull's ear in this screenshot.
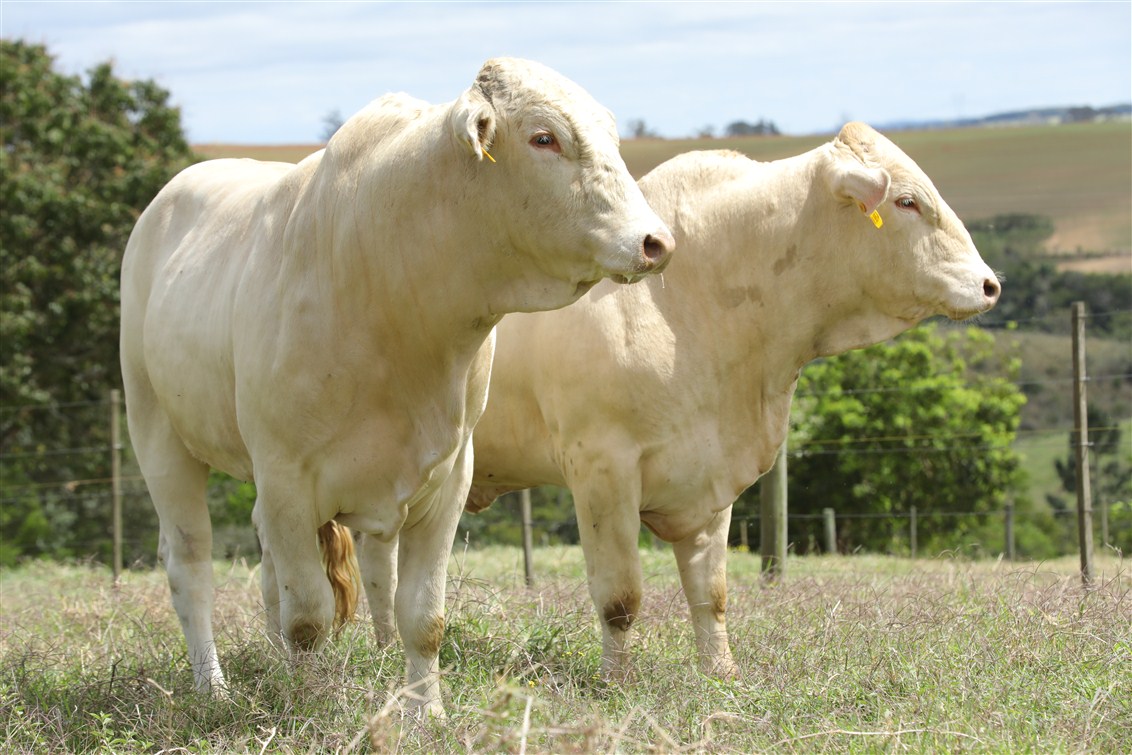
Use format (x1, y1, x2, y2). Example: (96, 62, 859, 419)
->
(449, 86, 496, 161)
(827, 158, 891, 215)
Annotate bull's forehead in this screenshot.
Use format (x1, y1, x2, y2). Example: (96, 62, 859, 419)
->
(871, 131, 936, 191)
(476, 57, 619, 141)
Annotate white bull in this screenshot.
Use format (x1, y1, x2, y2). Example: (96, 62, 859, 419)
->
(464, 122, 1000, 678)
(120, 57, 673, 716)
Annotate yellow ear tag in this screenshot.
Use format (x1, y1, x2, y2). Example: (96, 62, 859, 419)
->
(856, 202, 883, 229)
(481, 147, 496, 163)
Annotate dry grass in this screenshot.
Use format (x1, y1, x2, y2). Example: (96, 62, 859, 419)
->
(2, 548, 1129, 752)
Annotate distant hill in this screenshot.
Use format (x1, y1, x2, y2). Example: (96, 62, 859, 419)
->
(198, 119, 1132, 257)
(879, 103, 1132, 132)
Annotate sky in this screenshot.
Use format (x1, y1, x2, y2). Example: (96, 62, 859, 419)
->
(3, 1, 1130, 144)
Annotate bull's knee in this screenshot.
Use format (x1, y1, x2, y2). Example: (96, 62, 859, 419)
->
(710, 581, 728, 624)
(287, 619, 329, 651)
(403, 612, 445, 659)
(281, 587, 334, 651)
(602, 592, 640, 634)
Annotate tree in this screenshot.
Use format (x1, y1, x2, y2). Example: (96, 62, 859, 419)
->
(1047, 404, 1132, 554)
(724, 119, 780, 137)
(321, 108, 345, 142)
(625, 119, 659, 139)
(0, 40, 197, 565)
(771, 324, 1027, 555)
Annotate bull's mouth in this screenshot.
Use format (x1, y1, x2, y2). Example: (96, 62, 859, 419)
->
(610, 273, 644, 285)
(945, 299, 998, 321)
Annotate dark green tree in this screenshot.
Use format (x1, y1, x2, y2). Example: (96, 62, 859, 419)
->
(0, 40, 197, 565)
(1047, 404, 1132, 554)
(772, 324, 1028, 556)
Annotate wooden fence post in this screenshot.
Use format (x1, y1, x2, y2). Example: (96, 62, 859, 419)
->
(1071, 302, 1094, 585)
(759, 442, 788, 580)
(1004, 501, 1015, 561)
(909, 506, 917, 559)
(739, 519, 749, 551)
(520, 488, 534, 587)
(110, 389, 123, 582)
(822, 508, 836, 554)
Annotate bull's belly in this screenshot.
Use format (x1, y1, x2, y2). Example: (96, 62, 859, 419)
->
(636, 443, 756, 542)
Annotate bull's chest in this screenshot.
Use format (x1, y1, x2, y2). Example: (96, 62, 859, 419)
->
(315, 360, 490, 535)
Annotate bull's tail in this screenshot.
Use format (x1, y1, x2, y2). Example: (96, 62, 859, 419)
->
(318, 520, 360, 631)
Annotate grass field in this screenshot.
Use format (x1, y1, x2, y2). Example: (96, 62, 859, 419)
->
(196, 120, 1132, 259)
(2, 549, 1128, 752)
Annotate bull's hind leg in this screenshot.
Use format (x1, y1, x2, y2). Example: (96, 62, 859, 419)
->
(672, 508, 739, 678)
(357, 532, 398, 645)
(127, 401, 225, 693)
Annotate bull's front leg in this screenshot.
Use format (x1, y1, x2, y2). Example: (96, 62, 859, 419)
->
(392, 444, 471, 717)
(573, 477, 645, 680)
(252, 479, 336, 652)
(357, 531, 398, 644)
(672, 508, 739, 678)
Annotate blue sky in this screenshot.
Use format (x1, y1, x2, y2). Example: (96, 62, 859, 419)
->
(3, 1, 1130, 144)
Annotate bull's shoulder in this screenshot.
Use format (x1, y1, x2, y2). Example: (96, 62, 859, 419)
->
(159, 158, 299, 205)
(327, 92, 435, 161)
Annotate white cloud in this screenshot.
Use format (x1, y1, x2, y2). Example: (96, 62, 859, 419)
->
(3, 0, 1128, 143)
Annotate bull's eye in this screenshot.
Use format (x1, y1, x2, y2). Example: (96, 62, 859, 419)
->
(530, 132, 561, 152)
(896, 196, 920, 213)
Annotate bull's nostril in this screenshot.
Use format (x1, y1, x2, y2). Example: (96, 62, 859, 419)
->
(984, 279, 1001, 299)
(643, 234, 665, 261)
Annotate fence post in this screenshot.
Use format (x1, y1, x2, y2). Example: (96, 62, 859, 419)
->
(759, 442, 788, 580)
(1004, 501, 1015, 561)
(1071, 301, 1094, 585)
(739, 519, 749, 551)
(909, 506, 917, 559)
(822, 508, 836, 554)
(520, 488, 534, 587)
(110, 389, 123, 582)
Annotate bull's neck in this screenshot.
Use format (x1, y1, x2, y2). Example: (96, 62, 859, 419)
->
(671, 149, 907, 389)
(307, 137, 514, 357)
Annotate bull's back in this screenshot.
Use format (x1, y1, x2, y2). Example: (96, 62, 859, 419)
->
(121, 159, 299, 477)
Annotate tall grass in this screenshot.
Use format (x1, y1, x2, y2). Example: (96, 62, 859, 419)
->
(2, 547, 1128, 752)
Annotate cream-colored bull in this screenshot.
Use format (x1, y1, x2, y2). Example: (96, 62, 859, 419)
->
(120, 57, 673, 716)
(464, 123, 1000, 678)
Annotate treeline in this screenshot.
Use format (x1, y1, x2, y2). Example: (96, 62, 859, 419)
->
(967, 213, 1132, 340)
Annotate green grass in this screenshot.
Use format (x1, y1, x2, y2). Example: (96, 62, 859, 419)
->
(196, 120, 1132, 257)
(3, 549, 1129, 752)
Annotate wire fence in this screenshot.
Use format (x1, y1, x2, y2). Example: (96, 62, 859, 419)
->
(2, 310, 1130, 574)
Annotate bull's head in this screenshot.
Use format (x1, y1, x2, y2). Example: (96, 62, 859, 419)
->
(825, 122, 1000, 323)
(448, 58, 674, 311)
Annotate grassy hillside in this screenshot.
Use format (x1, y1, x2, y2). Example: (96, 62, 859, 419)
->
(199, 121, 1132, 259)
